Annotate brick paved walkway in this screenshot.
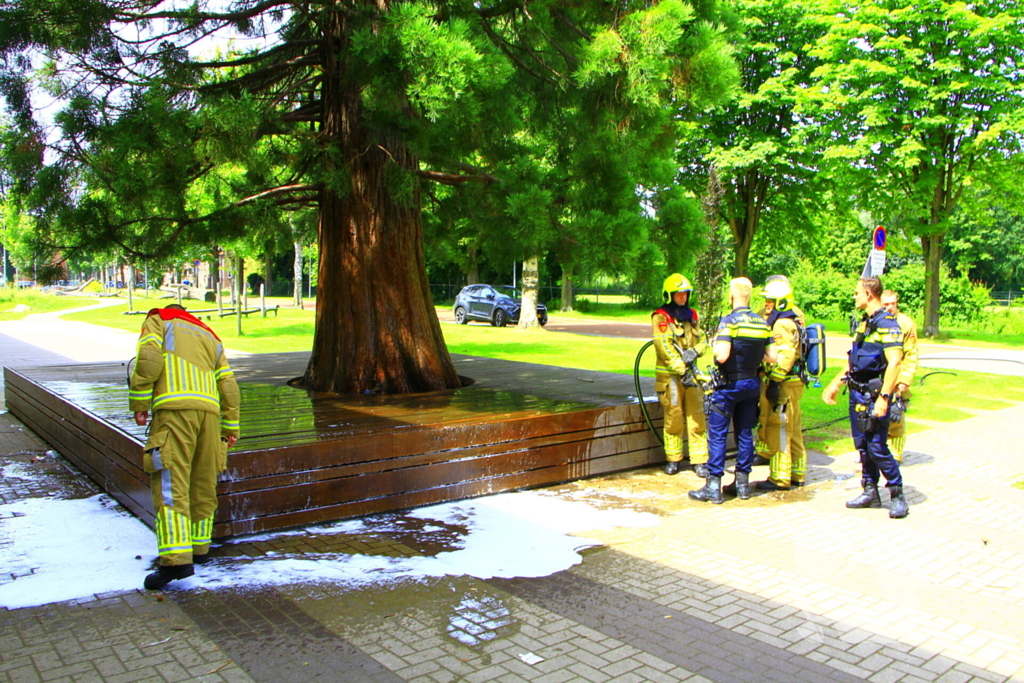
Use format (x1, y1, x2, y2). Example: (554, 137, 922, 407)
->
(3, 316, 1024, 683)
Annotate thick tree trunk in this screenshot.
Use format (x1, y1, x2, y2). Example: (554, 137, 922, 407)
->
(292, 240, 303, 309)
(467, 244, 480, 285)
(921, 233, 943, 337)
(560, 264, 574, 312)
(517, 255, 542, 330)
(263, 247, 273, 297)
(729, 216, 754, 277)
(302, 8, 460, 394)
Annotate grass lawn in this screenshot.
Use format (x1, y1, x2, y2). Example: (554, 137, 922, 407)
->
(0, 290, 108, 320)
(47, 290, 1024, 457)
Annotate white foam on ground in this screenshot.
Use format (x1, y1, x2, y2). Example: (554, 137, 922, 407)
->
(0, 490, 658, 608)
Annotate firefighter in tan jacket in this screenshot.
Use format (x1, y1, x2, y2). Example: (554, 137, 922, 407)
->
(129, 304, 240, 590)
(755, 280, 808, 491)
(652, 274, 709, 476)
(881, 290, 918, 462)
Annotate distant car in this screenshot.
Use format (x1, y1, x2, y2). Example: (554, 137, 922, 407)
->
(452, 284, 548, 327)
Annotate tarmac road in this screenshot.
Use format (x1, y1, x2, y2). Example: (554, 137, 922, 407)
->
(437, 309, 1024, 377)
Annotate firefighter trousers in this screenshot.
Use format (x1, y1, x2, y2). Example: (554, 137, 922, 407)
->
(143, 409, 225, 566)
(766, 381, 806, 486)
(655, 373, 708, 464)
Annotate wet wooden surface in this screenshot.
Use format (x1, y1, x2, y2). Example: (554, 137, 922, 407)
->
(4, 353, 670, 538)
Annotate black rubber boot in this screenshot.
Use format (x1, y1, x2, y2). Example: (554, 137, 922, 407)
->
(689, 475, 724, 504)
(693, 463, 709, 478)
(846, 479, 881, 509)
(193, 553, 212, 565)
(755, 479, 790, 492)
(664, 461, 682, 475)
(734, 471, 752, 500)
(887, 485, 909, 519)
(144, 564, 195, 590)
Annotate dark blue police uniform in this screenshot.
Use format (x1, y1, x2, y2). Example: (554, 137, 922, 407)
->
(706, 306, 773, 478)
(848, 309, 903, 486)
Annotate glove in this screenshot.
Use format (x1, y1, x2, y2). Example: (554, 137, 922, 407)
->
(765, 380, 781, 405)
(889, 395, 906, 423)
(680, 347, 698, 365)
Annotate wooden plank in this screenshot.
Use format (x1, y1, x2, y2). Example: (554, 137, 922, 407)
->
(213, 444, 659, 538)
(6, 354, 667, 540)
(218, 416, 658, 494)
(6, 376, 154, 525)
(215, 426, 658, 523)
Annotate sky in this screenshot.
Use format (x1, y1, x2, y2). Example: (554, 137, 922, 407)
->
(0, 479, 660, 610)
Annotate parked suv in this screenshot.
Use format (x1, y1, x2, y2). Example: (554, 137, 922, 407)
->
(452, 285, 548, 327)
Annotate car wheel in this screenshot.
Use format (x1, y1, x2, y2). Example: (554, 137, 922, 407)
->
(493, 308, 508, 328)
(454, 306, 468, 324)
(539, 315, 548, 326)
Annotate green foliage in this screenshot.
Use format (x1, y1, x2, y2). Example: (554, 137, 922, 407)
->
(788, 261, 856, 321)
(883, 263, 990, 323)
(798, 0, 1024, 332)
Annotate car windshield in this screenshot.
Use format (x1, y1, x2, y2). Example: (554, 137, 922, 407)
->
(494, 286, 522, 299)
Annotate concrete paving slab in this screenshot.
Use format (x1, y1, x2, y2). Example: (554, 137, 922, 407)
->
(2, 311, 1023, 683)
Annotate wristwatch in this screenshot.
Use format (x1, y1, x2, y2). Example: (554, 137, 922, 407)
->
(880, 393, 891, 400)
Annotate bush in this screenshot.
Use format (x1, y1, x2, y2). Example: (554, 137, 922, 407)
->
(788, 262, 856, 321)
(784, 261, 990, 325)
(977, 307, 1024, 335)
(883, 263, 989, 323)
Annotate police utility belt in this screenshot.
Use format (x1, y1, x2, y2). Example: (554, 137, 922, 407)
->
(721, 371, 759, 383)
(845, 375, 883, 397)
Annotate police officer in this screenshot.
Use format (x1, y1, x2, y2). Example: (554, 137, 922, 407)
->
(130, 304, 241, 589)
(823, 277, 908, 518)
(755, 274, 806, 463)
(756, 280, 808, 490)
(690, 278, 776, 504)
(652, 274, 709, 476)
(881, 290, 918, 463)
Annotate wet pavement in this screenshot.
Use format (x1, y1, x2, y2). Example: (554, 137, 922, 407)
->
(3, 313, 1024, 683)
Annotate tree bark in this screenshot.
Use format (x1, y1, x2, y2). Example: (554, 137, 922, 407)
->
(263, 247, 273, 297)
(517, 255, 542, 329)
(467, 244, 480, 285)
(921, 233, 943, 337)
(292, 240, 303, 309)
(301, 4, 460, 394)
(560, 263, 574, 312)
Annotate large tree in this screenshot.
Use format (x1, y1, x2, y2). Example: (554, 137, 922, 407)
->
(675, 0, 827, 276)
(800, 0, 1024, 336)
(0, 0, 738, 393)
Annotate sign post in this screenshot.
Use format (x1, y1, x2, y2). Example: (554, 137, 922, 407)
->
(862, 225, 887, 277)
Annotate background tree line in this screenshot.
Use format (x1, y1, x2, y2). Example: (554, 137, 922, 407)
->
(0, 0, 1022, 395)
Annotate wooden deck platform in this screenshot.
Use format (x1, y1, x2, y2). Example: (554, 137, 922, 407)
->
(4, 353, 671, 538)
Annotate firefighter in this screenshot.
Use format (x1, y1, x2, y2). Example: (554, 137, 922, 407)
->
(881, 290, 918, 463)
(755, 280, 808, 490)
(652, 274, 709, 476)
(130, 304, 241, 589)
(755, 275, 806, 463)
(690, 278, 776, 504)
(823, 277, 908, 519)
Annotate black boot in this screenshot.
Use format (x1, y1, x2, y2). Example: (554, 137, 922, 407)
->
(887, 485, 909, 519)
(664, 461, 681, 475)
(193, 553, 212, 565)
(693, 463, 709, 478)
(734, 471, 752, 500)
(846, 479, 881, 509)
(689, 475, 724, 504)
(144, 564, 194, 590)
(755, 479, 790, 492)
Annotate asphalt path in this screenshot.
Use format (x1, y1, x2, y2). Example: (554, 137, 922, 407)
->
(437, 309, 1024, 378)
